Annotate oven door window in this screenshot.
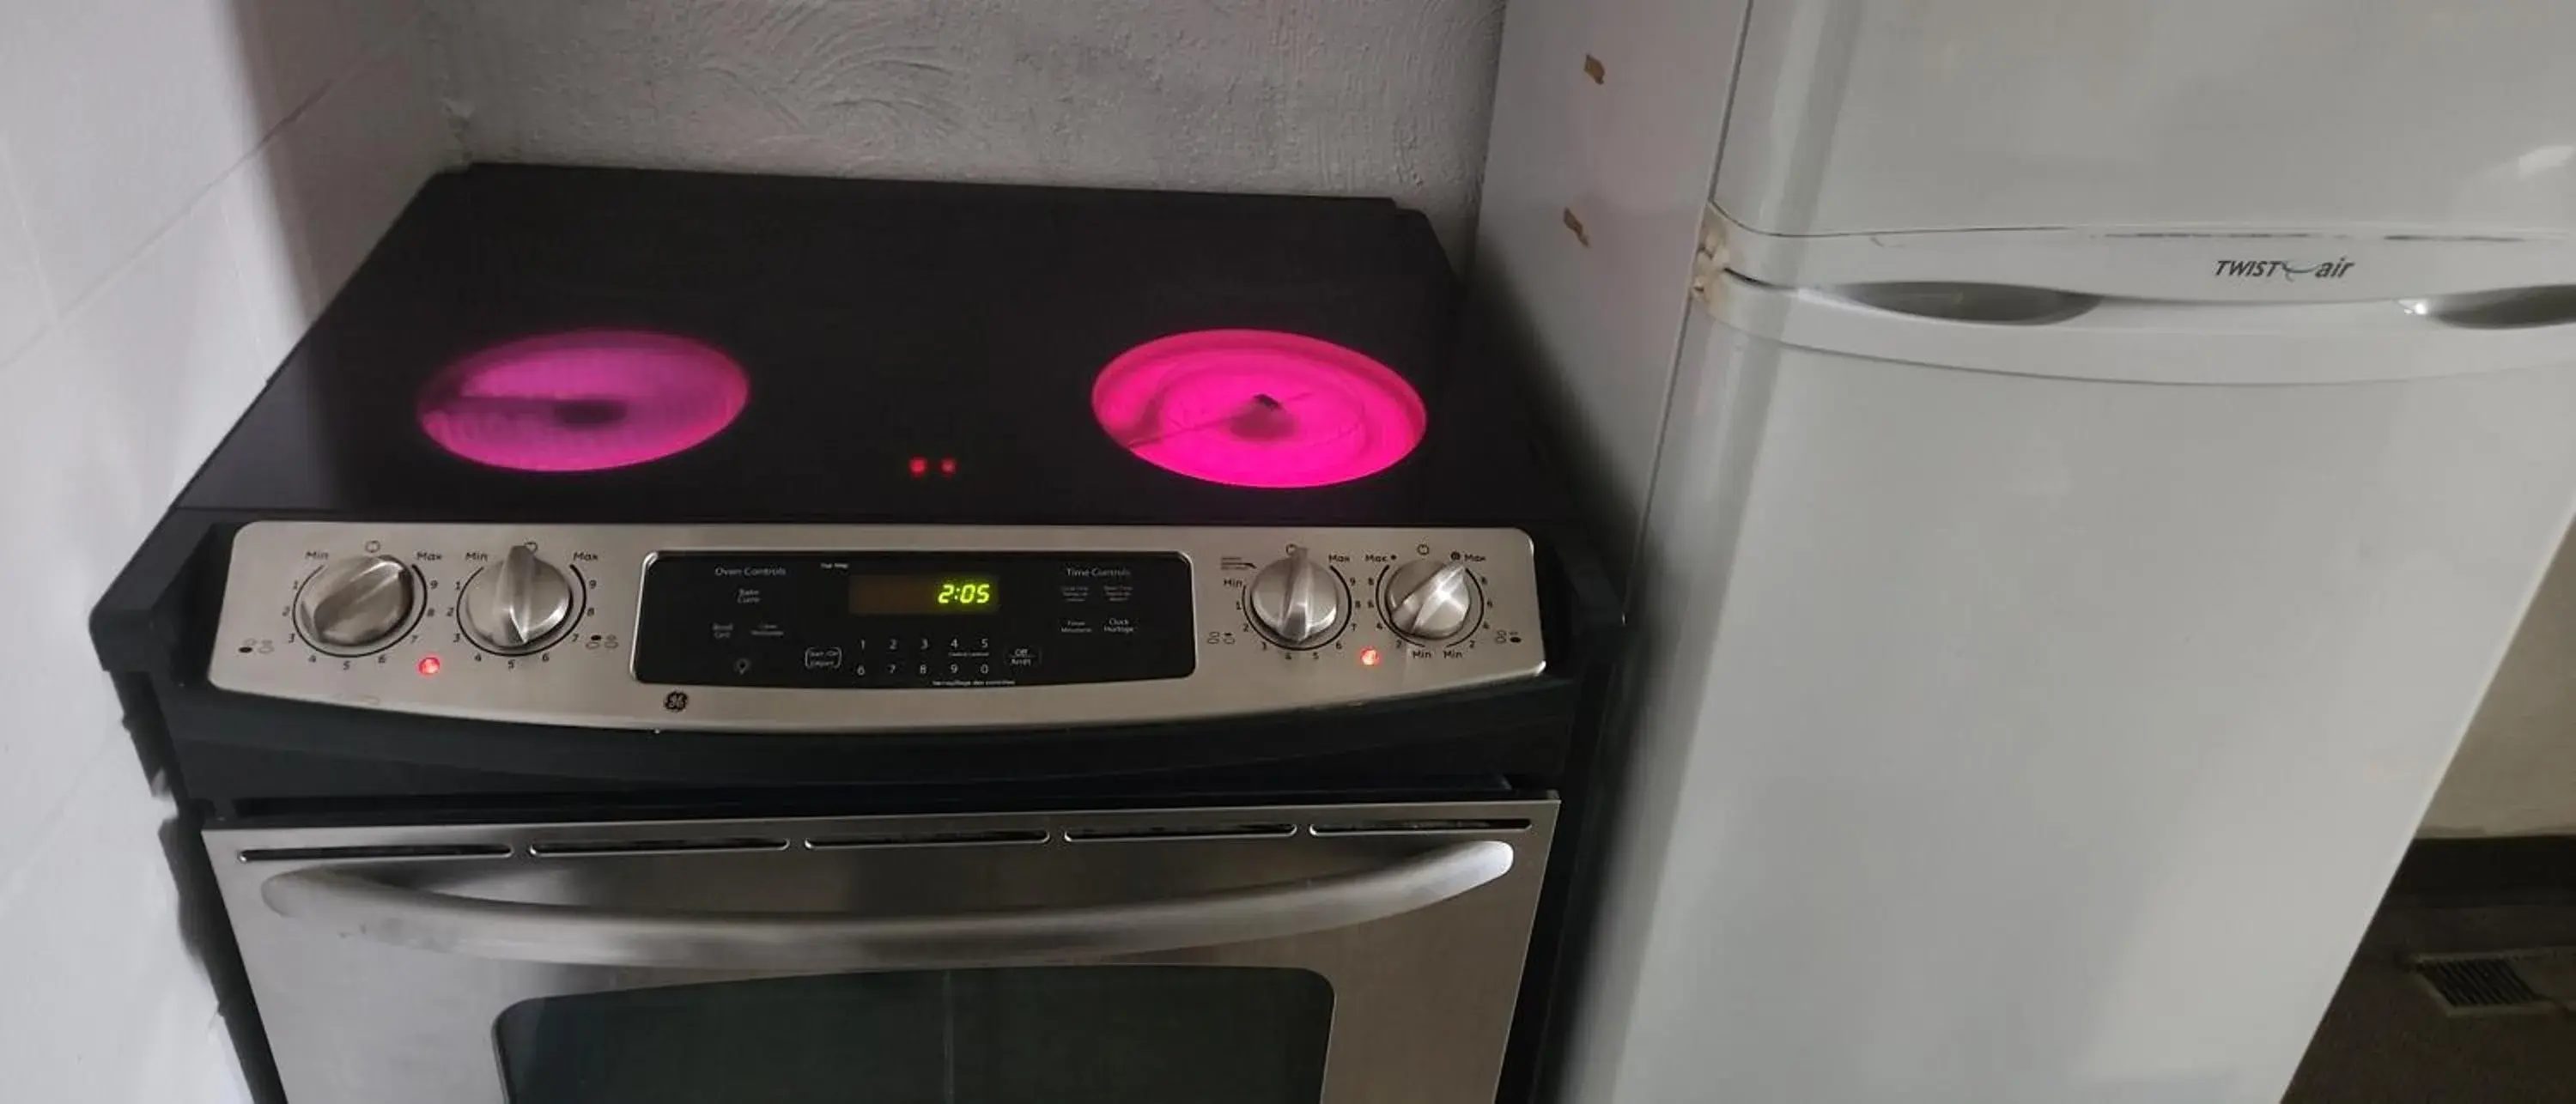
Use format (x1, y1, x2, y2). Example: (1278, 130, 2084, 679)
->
(494, 966, 1333, 1104)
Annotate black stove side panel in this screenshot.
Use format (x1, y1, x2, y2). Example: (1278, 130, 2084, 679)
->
(86, 511, 289, 1104)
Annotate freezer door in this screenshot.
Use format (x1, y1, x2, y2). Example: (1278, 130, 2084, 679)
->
(1569, 293, 2576, 1103)
(1717, 2, 2576, 240)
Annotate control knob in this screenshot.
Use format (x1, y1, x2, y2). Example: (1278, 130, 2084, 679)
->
(458, 546, 579, 655)
(1382, 559, 1481, 642)
(295, 555, 419, 655)
(1247, 548, 1347, 649)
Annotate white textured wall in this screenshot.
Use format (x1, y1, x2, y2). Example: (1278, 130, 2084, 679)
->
(2424, 525, 2576, 837)
(424, 0, 1506, 256)
(0, 1, 459, 1100)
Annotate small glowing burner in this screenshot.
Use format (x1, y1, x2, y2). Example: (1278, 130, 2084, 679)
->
(416, 330, 749, 473)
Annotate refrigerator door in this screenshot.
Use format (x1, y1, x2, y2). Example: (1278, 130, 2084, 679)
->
(1717, 1, 2576, 241)
(1570, 276, 2576, 1104)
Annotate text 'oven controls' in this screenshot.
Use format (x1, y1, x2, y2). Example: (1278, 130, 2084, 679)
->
(458, 546, 577, 655)
(1248, 547, 1346, 649)
(1382, 559, 1482, 643)
(295, 555, 419, 655)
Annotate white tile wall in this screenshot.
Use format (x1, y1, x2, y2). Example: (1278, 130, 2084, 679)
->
(249, 28, 458, 306)
(0, 0, 267, 308)
(232, 0, 427, 130)
(0, 278, 211, 853)
(0, 749, 222, 1101)
(0, 3, 459, 1101)
(0, 142, 49, 362)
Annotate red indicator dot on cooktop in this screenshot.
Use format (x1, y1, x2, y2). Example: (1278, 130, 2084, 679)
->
(939, 457, 958, 476)
(908, 456, 930, 477)
(1091, 329, 1427, 489)
(417, 330, 749, 473)
(416, 655, 442, 676)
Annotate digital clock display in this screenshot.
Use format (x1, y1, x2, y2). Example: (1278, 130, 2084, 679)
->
(848, 574, 1001, 616)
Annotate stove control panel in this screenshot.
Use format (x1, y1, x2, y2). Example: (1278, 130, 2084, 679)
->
(630, 551, 1198, 689)
(208, 523, 1548, 731)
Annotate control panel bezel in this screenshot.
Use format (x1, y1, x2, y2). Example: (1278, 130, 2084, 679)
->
(630, 550, 1199, 689)
(208, 523, 1548, 732)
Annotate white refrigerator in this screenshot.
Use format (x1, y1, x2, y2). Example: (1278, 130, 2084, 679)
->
(1475, 3, 2576, 1102)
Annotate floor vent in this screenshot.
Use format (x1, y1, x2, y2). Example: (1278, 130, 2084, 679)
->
(2409, 951, 2576, 1016)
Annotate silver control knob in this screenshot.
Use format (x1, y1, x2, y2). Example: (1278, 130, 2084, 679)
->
(1382, 559, 1481, 642)
(1247, 548, 1347, 649)
(458, 546, 578, 655)
(295, 555, 419, 655)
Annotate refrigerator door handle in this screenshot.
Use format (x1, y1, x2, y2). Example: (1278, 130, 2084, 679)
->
(2412, 285, 2576, 330)
(1713, 270, 2576, 385)
(1830, 282, 2103, 326)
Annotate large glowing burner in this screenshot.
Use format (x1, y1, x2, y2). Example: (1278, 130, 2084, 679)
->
(1091, 330, 1426, 489)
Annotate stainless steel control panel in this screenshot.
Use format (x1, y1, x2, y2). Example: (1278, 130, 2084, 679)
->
(209, 522, 1548, 731)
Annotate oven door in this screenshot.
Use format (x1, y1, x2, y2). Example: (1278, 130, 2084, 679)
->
(208, 799, 1555, 1104)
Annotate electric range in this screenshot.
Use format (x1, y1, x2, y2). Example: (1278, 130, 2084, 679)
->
(91, 165, 1620, 1104)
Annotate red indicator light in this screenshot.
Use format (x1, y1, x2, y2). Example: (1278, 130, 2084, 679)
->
(908, 456, 929, 477)
(1359, 647, 1382, 668)
(416, 655, 442, 676)
(939, 457, 958, 476)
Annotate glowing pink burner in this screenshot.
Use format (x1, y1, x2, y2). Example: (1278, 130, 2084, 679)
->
(1092, 329, 1427, 488)
(417, 331, 750, 473)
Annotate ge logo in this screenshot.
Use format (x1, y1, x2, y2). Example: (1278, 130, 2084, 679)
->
(662, 691, 689, 712)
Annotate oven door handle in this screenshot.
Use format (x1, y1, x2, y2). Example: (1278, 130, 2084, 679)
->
(258, 840, 1516, 969)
